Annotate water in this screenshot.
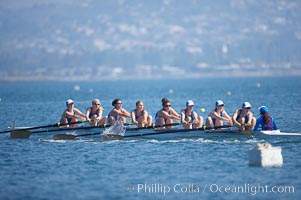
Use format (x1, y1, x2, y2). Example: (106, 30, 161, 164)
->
(0, 77, 300, 199)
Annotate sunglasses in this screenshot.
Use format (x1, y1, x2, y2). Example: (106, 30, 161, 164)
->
(164, 104, 171, 107)
(94, 103, 100, 105)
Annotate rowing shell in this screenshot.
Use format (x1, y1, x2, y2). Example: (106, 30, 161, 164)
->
(119, 128, 301, 139)
(8, 124, 301, 140)
(54, 126, 301, 140)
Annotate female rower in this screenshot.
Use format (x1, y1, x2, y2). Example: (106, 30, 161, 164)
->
(232, 102, 256, 131)
(131, 100, 152, 127)
(205, 100, 232, 128)
(85, 99, 107, 126)
(180, 100, 203, 129)
(155, 98, 181, 129)
(254, 106, 278, 131)
(108, 99, 131, 125)
(60, 99, 86, 127)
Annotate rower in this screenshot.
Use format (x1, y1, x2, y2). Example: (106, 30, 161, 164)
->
(108, 99, 131, 126)
(131, 100, 152, 127)
(155, 98, 181, 129)
(180, 100, 203, 129)
(206, 100, 232, 128)
(232, 102, 256, 131)
(85, 99, 108, 127)
(60, 99, 86, 127)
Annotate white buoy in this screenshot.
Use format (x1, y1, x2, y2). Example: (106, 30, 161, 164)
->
(227, 91, 231, 96)
(169, 89, 174, 94)
(74, 85, 81, 91)
(249, 143, 283, 167)
(256, 83, 261, 88)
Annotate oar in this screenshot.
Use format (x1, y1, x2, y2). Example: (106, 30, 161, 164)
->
(53, 122, 184, 140)
(10, 130, 31, 139)
(121, 122, 184, 131)
(1, 120, 87, 134)
(53, 132, 102, 140)
(103, 124, 236, 140)
(9, 120, 88, 139)
(103, 123, 252, 140)
(30, 124, 109, 134)
(27, 122, 137, 134)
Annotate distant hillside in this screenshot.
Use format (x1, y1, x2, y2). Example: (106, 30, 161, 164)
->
(0, 0, 301, 80)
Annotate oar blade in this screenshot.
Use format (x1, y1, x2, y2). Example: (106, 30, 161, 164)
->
(10, 130, 31, 139)
(53, 134, 76, 140)
(101, 134, 124, 140)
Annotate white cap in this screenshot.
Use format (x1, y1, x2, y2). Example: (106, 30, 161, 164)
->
(242, 102, 251, 108)
(216, 100, 224, 106)
(66, 99, 74, 106)
(186, 100, 195, 106)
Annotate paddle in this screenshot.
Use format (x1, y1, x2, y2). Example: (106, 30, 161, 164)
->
(26, 121, 138, 135)
(53, 123, 237, 140)
(10, 121, 136, 139)
(29, 124, 110, 134)
(1, 120, 87, 134)
(104, 124, 236, 140)
(9, 120, 88, 139)
(53, 122, 184, 140)
(10, 130, 31, 139)
(11, 123, 113, 140)
(53, 132, 101, 140)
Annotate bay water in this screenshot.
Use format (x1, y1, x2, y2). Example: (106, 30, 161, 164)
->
(0, 77, 300, 199)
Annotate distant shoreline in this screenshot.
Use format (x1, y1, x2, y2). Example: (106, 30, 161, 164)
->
(0, 73, 300, 82)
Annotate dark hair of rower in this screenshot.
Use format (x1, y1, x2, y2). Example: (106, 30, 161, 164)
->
(112, 99, 122, 106)
(161, 98, 170, 106)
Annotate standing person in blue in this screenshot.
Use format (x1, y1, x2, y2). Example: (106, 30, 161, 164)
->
(232, 102, 256, 131)
(155, 98, 181, 129)
(85, 98, 107, 126)
(131, 100, 152, 127)
(254, 106, 278, 131)
(60, 99, 86, 127)
(180, 100, 203, 129)
(108, 99, 131, 125)
(205, 100, 232, 128)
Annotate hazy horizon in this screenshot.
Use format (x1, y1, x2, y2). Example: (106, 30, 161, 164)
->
(1, 0, 301, 81)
